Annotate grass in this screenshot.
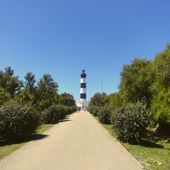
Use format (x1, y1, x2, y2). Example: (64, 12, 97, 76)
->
(95, 116, 170, 170)
(123, 140, 170, 170)
(0, 124, 53, 160)
(0, 143, 24, 160)
(35, 124, 53, 134)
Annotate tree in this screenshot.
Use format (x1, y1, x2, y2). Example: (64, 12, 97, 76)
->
(0, 67, 23, 97)
(24, 72, 36, 93)
(119, 58, 154, 104)
(17, 72, 37, 104)
(151, 44, 170, 129)
(59, 93, 76, 106)
(108, 93, 124, 109)
(36, 74, 58, 110)
(151, 44, 170, 90)
(17, 88, 35, 104)
(38, 74, 58, 93)
(89, 93, 108, 107)
(0, 87, 11, 105)
(151, 88, 170, 124)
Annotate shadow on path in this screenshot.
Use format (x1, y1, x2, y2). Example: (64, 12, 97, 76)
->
(59, 118, 72, 123)
(0, 134, 48, 147)
(58, 115, 72, 123)
(0, 114, 73, 147)
(29, 134, 48, 141)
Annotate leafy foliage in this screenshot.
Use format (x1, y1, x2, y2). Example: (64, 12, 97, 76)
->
(113, 102, 151, 144)
(36, 74, 58, 111)
(65, 106, 77, 114)
(88, 106, 99, 116)
(88, 92, 112, 124)
(42, 105, 76, 124)
(151, 88, 170, 125)
(42, 105, 66, 124)
(98, 107, 112, 124)
(151, 45, 170, 127)
(88, 93, 108, 107)
(0, 67, 23, 97)
(108, 93, 123, 109)
(24, 72, 36, 93)
(0, 102, 40, 143)
(17, 88, 35, 105)
(0, 87, 11, 105)
(119, 59, 154, 104)
(59, 93, 76, 107)
(152, 45, 170, 89)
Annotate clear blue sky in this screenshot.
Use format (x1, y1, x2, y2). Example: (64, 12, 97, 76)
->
(0, 0, 170, 101)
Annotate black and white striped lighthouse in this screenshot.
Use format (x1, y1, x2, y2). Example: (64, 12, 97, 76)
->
(80, 69, 87, 109)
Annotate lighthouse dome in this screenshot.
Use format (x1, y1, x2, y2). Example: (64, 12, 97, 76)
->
(80, 70, 87, 78)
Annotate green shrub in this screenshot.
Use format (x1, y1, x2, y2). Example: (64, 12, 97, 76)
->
(151, 88, 170, 126)
(113, 102, 151, 144)
(0, 87, 11, 106)
(98, 107, 112, 124)
(88, 93, 108, 107)
(111, 108, 119, 125)
(88, 106, 99, 116)
(42, 105, 66, 124)
(0, 102, 40, 143)
(66, 106, 77, 114)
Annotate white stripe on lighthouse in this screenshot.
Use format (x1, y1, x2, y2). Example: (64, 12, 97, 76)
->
(80, 88, 86, 93)
(80, 99, 86, 102)
(80, 78, 86, 83)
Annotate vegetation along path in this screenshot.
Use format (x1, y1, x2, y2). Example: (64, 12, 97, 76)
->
(0, 111, 143, 170)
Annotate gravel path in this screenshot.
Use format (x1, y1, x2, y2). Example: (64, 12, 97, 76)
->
(0, 111, 143, 170)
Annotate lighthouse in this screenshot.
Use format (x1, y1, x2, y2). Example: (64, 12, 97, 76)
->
(80, 69, 87, 109)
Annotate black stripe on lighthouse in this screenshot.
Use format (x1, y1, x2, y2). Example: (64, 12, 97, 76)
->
(80, 83, 86, 88)
(80, 93, 86, 99)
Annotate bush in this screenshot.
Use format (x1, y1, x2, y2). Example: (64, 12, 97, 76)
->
(113, 102, 151, 144)
(88, 106, 99, 116)
(0, 102, 40, 143)
(66, 106, 77, 114)
(42, 104, 76, 124)
(111, 108, 119, 125)
(88, 93, 109, 107)
(98, 107, 112, 124)
(151, 88, 170, 126)
(42, 105, 66, 124)
(0, 87, 11, 106)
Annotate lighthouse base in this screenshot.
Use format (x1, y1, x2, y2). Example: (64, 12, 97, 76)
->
(76, 100, 88, 110)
